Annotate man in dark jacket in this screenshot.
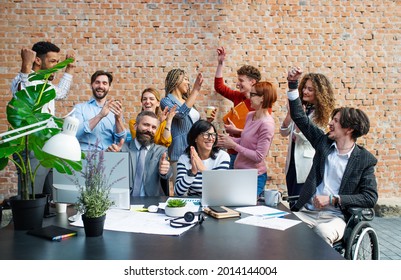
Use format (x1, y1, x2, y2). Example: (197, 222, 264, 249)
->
(286, 66, 378, 245)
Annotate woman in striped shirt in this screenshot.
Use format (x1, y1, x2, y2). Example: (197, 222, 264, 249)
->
(175, 120, 230, 196)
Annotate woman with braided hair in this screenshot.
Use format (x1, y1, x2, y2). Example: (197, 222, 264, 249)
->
(160, 69, 204, 184)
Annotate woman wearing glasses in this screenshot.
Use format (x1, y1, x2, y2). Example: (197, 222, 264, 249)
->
(175, 120, 230, 196)
(218, 81, 277, 197)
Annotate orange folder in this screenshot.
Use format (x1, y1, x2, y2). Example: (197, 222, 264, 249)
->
(222, 101, 249, 129)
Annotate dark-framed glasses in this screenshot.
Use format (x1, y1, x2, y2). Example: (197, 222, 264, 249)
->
(201, 132, 217, 139)
(250, 92, 263, 98)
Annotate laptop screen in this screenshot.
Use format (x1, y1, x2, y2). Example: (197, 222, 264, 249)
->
(201, 169, 258, 207)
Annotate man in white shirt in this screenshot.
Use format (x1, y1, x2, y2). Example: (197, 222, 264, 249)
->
(11, 41, 75, 115)
(10, 41, 75, 198)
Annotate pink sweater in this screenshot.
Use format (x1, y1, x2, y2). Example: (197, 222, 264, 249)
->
(232, 111, 275, 175)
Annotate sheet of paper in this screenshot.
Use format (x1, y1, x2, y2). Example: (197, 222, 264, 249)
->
(235, 215, 302, 231)
(235, 205, 289, 216)
(70, 208, 194, 236)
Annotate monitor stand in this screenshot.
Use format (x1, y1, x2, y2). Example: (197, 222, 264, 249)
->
(43, 194, 56, 218)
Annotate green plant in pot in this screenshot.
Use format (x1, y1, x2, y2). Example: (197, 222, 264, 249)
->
(164, 198, 188, 217)
(0, 58, 83, 230)
(74, 145, 121, 237)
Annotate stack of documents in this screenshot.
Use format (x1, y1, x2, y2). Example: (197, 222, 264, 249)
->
(70, 208, 195, 236)
(234, 205, 301, 231)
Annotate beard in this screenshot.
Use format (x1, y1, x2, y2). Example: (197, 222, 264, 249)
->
(92, 87, 109, 100)
(136, 129, 155, 146)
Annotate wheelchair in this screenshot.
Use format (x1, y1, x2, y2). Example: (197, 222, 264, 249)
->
(333, 207, 380, 260)
(286, 196, 380, 260)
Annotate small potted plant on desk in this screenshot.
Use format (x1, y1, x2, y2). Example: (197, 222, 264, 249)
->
(74, 146, 117, 237)
(0, 59, 83, 230)
(164, 198, 188, 217)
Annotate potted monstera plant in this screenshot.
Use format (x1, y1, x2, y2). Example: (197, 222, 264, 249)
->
(0, 58, 83, 230)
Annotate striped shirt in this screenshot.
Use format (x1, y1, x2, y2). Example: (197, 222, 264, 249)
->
(175, 150, 230, 196)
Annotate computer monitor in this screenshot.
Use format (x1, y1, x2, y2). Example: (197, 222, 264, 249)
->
(52, 151, 130, 210)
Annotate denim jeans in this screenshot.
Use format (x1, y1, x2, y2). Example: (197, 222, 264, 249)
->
(257, 173, 268, 197)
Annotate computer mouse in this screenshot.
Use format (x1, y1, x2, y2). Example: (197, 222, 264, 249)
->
(147, 205, 158, 213)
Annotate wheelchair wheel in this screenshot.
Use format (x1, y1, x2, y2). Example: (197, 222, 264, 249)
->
(345, 221, 380, 260)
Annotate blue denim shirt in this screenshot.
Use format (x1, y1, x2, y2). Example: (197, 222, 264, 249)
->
(160, 94, 200, 161)
(74, 98, 126, 151)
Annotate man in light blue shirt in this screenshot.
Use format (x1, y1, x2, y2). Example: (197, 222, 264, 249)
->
(74, 70, 126, 151)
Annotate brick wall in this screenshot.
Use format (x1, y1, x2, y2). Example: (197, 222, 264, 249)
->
(0, 0, 400, 199)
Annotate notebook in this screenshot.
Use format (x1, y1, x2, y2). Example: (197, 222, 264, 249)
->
(203, 206, 241, 219)
(201, 169, 258, 207)
(27, 225, 77, 241)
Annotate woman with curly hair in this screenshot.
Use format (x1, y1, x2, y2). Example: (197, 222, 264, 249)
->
(281, 68, 335, 205)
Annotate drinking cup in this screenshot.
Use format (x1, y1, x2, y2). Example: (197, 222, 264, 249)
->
(206, 106, 216, 118)
(264, 189, 282, 207)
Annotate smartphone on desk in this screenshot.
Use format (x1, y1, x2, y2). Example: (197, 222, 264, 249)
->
(209, 206, 228, 213)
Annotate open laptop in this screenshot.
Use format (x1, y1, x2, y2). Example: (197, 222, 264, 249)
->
(52, 152, 130, 210)
(201, 169, 258, 207)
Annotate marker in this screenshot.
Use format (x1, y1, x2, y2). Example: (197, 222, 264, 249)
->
(262, 215, 285, 220)
(52, 232, 77, 241)
(260, 211, 287, 217)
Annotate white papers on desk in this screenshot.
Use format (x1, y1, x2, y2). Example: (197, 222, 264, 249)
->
(235, 215, 301, 231)
(70, 208, 194, 236)
(235, 205, 289, 216)
(234, 205, 301, 231)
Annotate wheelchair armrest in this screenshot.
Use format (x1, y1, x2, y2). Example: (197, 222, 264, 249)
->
(285, 195, 300, 203)
(347, 207, 375, 222)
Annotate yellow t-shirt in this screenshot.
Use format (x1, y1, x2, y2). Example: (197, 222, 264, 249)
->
(129, 119, 172, 147)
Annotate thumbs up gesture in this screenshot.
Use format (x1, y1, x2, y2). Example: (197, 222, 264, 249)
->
(106, 138, 125, 152)
(159, 152, 170, 175)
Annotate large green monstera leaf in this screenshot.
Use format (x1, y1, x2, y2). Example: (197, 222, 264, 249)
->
(0, 58, 82, 198)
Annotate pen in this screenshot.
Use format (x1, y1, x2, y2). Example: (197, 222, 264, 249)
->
(260, 211, 287, 217)
(52, 233, 77, 241)
(262, 215, 285, 220)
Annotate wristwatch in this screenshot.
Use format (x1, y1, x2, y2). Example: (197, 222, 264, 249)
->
(333, 195, 340, 208)
(187, 169, 197, 177)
